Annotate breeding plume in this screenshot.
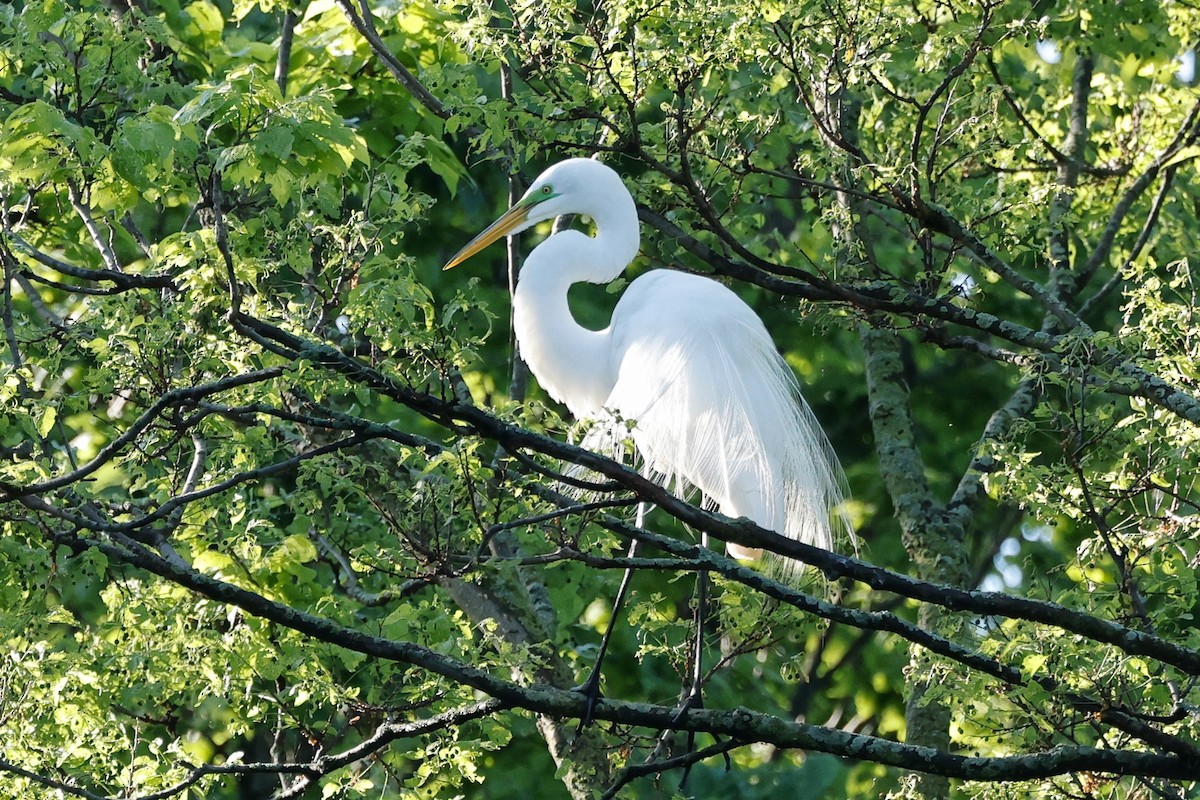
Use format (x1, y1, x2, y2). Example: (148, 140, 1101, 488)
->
(445, 158, 848, 567)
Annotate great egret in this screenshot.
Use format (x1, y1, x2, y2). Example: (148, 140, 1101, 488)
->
(445, 158, 849, 721)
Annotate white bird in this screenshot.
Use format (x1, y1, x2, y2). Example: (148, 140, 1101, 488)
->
(445, 158, 848, 568)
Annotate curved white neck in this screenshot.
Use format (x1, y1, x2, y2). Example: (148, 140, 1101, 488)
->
(512, 200, 639, 417)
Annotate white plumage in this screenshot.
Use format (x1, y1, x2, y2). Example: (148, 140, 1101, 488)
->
(447, 158, 848, 567)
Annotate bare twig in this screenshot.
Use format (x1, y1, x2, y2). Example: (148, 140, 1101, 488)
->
(4, 231, 175, 291)
(275, 6, 299, 97)
(66, 179, 122, 273)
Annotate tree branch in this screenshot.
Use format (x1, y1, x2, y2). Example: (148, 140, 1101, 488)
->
(3, 231, 176, 291)
(334, 0, 454, 121)
(45, 528, 1200, 784)
(0, 367, 285, 501)
(224, 309, 1200, 675)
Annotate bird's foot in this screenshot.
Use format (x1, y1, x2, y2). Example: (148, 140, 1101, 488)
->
(647, 686, 704, 760)
(671, 683, 704, 727)
(645, 685, 712, 787)
(570, 669, 604, 737)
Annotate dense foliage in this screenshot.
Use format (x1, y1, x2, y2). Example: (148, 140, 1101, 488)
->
(1, 0, 1198, 798)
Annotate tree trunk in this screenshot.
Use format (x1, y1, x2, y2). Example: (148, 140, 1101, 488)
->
(861, 326, 971, 800)
(443, 531, 612, 798)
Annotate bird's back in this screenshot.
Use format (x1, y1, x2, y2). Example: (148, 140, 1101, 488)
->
(593, 270, 847, 563)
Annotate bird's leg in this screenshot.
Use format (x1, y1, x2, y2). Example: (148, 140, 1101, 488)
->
(675, 541, 709, 786)
(649, 532, 713, 785)
(573, 503, 646, 732)
(573, 542, 637, 729)
(682, 538, 708, 717)
(684, 532, 708, 709)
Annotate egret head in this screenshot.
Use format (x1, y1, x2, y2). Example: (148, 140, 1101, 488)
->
(443, 158, 624, 270)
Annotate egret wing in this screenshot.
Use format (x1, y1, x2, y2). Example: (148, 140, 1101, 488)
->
(595, 270, 848, 562)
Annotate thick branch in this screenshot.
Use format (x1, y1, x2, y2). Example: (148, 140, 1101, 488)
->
(225, 310, 1200, 676)
(1044, 51, 1093, 311)
(51, 529, 1200, 784)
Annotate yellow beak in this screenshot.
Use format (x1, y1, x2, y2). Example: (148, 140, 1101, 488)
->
(443, 202, 533, 270)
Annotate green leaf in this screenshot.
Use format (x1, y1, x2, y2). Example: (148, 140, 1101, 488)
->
(1163, 144, 1200, 168)
(36, 406, 57, 438)
(264, 534, 319, 573)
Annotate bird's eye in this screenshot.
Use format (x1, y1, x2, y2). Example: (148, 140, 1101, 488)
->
(540, 185, 552, 195)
